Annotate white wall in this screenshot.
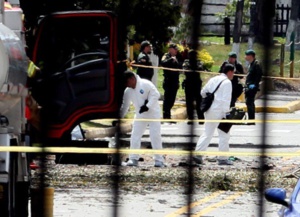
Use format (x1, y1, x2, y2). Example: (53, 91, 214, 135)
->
(276, 0, 291, 6)
(200, 0, 292, 35)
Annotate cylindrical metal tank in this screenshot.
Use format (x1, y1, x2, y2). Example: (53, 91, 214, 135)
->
(0, 23, 28, 114)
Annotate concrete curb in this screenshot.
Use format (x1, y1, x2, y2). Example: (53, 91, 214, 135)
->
(85, 97, 300, 139)
(236, 99, 300, 113)
(85, 106, 188, 139)
(85, 123, 132, 139)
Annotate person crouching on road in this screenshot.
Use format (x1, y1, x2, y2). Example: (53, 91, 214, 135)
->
(193, 64, 235, 166)
(120, 71, 165, 167)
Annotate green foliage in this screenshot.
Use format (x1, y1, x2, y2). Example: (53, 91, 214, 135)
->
(21, 0, 181, 57)
(173, 15, 193, 43)
(215, 0, 250, 23)
(83, 0, 181, 56)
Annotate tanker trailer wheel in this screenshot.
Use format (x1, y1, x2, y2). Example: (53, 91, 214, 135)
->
(3, 151, 30, 217)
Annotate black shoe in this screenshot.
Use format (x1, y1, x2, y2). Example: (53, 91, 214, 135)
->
(218, 159, 233, 166)
(187, 121, 193, 125)
(192, 156, 203, 164)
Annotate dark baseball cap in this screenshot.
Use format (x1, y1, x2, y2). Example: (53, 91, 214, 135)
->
(140, 40, 151, 51)
(228, 51, 237, 58)
(168, 43, 178, 50)
(245, 49, 256, 56)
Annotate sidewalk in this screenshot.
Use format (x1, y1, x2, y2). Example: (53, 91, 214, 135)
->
(85, 91, 300, 139)
(236, 91, 300, 113)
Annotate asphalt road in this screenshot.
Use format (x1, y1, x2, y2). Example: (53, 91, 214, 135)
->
(123, 111, 300, 147)
(29, 188, 283, 217)
(30, 111, 300, 217)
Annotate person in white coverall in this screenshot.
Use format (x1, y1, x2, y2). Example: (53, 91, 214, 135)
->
(120, 71, 165, 167)
(193, 64, 235, 166)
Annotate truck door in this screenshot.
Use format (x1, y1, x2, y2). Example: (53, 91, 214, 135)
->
(29, 11, 119, 139)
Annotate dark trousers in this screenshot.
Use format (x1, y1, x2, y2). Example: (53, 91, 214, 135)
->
(230, 83, 244, 107)
(245, 89, 257, 120)
(185, 82, 204, 120)
(163, 79, 179, 119)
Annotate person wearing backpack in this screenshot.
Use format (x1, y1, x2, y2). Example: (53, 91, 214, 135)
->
(193, 64, 235, 166)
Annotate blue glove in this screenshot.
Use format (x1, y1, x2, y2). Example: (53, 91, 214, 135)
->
(248, 84, 256, 89)
(225, 113, 232, 119)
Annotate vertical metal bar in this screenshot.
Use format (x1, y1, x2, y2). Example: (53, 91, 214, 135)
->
(36, 108, 47, 217)
(275, 13, 278, 36)
(281, 4, 284, 36)
(185, 0, 202, 216)
(111, 127, 121, 217)
(280, 43, 285, 77)
(258, 0, 273, 216)
(0, 0, 4, 24)
(286, 6, 290, 33)
(111, 0, 130, 216)
(290, 31, 295, 78)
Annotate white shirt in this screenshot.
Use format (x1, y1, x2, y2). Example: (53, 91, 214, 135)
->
(201, 73, 232, 115)
(120, 75, 161, 118)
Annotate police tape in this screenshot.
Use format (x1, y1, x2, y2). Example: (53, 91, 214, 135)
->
(100, 118, 300, 124)
(0, 146, 300, 157)
(131, 63, 300, 81)
(132, 63, 245, 77)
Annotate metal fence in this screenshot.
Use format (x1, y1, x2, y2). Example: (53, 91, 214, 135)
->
(1, 0, 297, 216)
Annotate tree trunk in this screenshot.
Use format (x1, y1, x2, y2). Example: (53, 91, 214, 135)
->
(286, 0, 300, 50)
(233, 0, 244, 43)
(232, 0, 244, 61)
(256, 0, 275, 45)
(290, 0, 300, 20)
(248, 0, 258, 50)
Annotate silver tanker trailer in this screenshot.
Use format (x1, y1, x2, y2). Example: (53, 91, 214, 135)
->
(0, 22, 30, 217)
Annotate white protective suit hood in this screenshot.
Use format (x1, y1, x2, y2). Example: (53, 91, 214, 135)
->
(120, 74, 161, 118)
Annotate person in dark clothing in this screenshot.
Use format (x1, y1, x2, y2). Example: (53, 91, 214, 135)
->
(244, 49, 263, 123)
(136, 40, 154, 81)
(161, 43, 182, 123)
(182, 50, 204, 125)
(219, 51, 244, 107)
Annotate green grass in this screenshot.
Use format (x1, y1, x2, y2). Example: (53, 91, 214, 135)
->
(155, 39, 300, 99)
(84, 39, 300, 126)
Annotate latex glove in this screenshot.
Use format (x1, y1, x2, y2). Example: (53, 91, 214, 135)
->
(139, 105, 149, 114)
(225, 112, 232, 119)
(248, 84, 256, 89)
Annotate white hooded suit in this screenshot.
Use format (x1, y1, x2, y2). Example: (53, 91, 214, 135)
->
(195, 73, 232, 160)
(120, 75, 164, 162)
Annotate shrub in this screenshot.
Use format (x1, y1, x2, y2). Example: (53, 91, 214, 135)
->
(198, 49, 214, 70)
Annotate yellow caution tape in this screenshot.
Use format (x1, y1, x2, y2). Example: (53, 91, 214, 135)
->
(100, 118, 300, 124)
(27, 61, 40, 78)
(131, 63, 300, 81)
(0, 146, 300, 157)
